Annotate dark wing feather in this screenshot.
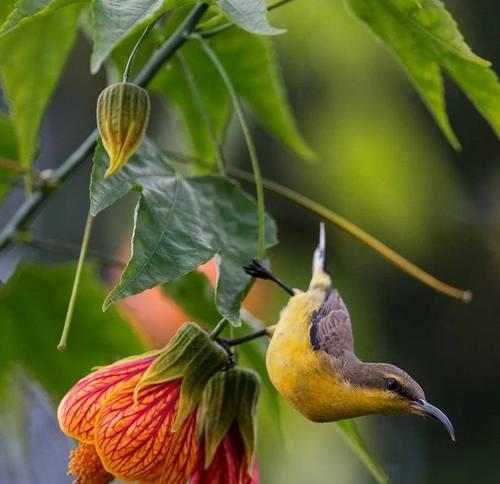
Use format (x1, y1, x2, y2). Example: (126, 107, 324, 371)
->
(309, 289, 353, 357)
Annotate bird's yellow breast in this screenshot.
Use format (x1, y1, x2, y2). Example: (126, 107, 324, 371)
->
(266, 288, 394, 421)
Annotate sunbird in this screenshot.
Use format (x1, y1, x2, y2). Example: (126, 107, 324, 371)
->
(244, 223, 455, 440)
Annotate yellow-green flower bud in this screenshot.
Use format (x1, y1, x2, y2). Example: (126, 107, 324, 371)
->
(96, 82, 150, 177)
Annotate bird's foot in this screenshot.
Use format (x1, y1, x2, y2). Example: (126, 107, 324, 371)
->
(243, 259, 274, 280)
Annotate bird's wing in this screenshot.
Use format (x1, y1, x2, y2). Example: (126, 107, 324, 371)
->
(309, 289, 354, 357)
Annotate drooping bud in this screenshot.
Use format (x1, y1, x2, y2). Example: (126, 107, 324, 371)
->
(197, 367, 260, 470)
(96, 82, 150, 177)
(134, 322, 228, 430)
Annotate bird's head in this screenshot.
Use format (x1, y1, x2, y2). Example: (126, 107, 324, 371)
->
(348, 362, 455, 441)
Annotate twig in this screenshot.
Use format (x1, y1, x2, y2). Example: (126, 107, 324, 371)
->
(230, 166, 472, 302)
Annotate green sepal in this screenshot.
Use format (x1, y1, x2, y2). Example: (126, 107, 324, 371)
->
(197, 367, 260, 469)
(134, 323, 228, 430)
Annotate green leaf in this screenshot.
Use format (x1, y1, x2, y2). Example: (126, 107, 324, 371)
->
(348, 0, 500, 147)
(217, 0, 284, 36)
(0, 0, 84, 37)
(90, 139, 278, 324)
(0, 5, 80, 172)
(337, 420, 390, 484)
(152, 19, 313, 163)
(0, 114, 20, 200)
(91, 0, 195, 73)
(0, 263, 145, 401)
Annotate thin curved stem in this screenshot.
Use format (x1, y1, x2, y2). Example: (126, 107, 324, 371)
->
(229, 166, 472, 302)
(123, 19, 160, 83)
(195, 35, 266, 260)
(57, 212, 94, 351)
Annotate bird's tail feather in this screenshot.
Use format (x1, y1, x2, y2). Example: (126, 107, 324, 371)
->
(312, 222, 328, 275)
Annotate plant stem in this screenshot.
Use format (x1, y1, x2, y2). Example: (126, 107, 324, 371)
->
(123, 19, 160, 83)
(0, 3, 209, 253)
(229, 166, 471, 302)
(176, 51, 226, 174)
(196, 35, 266, 260)
(57, 212, 94, 351)
(210, 318, 228, 339)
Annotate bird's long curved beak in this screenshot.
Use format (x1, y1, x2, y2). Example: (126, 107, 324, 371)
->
(413, 399, 455, 441)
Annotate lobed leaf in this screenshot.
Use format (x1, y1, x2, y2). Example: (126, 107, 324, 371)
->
(0, 5, 80, 173)
(90, 139, 278, 324)
(348, 0, 500, 147)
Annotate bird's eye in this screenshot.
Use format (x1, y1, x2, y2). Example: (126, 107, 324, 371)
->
(385, 378, 400, 392)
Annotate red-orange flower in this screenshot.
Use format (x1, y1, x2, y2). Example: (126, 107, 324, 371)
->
(58, 323, 228, 484)
(58, 323, 263, 484)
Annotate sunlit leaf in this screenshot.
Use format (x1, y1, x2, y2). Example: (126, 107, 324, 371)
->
(0, 0, 83, 37)
(0, 6, 80, 173)
(0, 264, 145, 401)
(217, 0, 284, 36)
(337, 420, 389, 484)
(348, 0, 500, 148)
(90, 139, 278, 324)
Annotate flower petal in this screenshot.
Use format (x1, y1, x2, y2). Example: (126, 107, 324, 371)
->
(95, 379, 198, 482)
(191, 427, 259, 484)
(58, 355, 155, 442)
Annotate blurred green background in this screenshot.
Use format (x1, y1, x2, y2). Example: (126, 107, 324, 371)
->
(0, 0, 499, 483)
